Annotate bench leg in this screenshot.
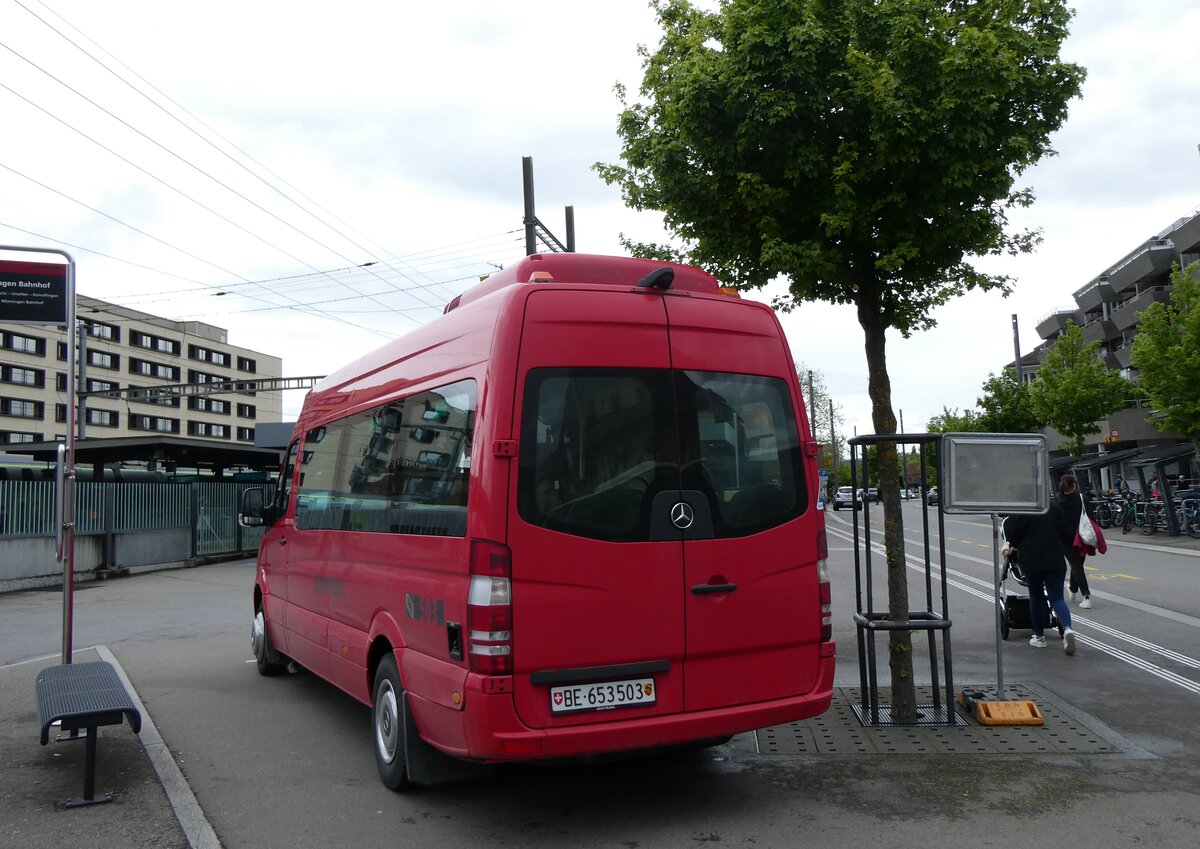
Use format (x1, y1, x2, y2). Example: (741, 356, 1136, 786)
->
(64, 726, 112, 808)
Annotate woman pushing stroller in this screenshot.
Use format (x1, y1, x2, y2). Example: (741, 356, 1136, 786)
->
(1002, 499, 1079, 655)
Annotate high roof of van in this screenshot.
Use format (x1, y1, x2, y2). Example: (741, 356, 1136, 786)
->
(444, 253, 721, 313)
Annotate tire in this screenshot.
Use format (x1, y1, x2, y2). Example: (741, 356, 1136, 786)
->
(1122, 508, 1135, 534)
(372, 652, 414, 791)
(1000, 611, 1010, 641)
(1143, 508, 1157, 535)
(833, 502, 840, 511)
(252, 606, 288, 676)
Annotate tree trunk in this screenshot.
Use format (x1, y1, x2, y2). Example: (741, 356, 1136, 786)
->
(857, 298, 918, 723)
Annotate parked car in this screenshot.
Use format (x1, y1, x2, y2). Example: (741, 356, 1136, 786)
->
(866, 486, 880, 503)
(833, 485, 859, 510)
(926, 486, 939, 505)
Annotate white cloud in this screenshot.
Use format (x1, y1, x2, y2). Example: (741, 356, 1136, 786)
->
(3, 0, 1199, 429)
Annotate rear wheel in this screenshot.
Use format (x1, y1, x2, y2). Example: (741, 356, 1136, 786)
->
(1122, 507, 1135, 534)
(373, 653, 414, 791)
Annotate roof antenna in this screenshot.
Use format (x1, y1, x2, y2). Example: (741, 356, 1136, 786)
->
(636, 267, 674, 290)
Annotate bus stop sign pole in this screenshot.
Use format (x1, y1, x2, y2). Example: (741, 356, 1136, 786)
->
(0, 246, 76, 663)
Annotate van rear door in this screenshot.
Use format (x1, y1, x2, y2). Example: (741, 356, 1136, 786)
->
(663, 295, 818, 711)
(508, 288, 686, 726)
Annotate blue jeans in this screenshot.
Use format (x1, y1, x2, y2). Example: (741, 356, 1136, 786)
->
(1026, 566, 1072, 636)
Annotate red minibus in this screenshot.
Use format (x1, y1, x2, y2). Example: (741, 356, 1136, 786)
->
(240, 253, 834, 789)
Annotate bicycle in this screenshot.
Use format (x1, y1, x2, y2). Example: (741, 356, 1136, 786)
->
(1122, 498, 1151, 534)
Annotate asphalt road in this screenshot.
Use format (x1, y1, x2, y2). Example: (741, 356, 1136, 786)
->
(4, 502, 1200, 849)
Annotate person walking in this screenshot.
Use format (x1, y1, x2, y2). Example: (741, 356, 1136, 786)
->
(1058, 474, 1094, 609)
(1002, 501, 1078, 655)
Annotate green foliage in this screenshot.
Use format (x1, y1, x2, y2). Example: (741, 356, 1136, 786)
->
(1130, 263, 1200, 445)
(596, 0, 1085, 337)
(1030, 321, 1132, 456)
(926, 406, 984, 433)
(977, 369, 1041, 433)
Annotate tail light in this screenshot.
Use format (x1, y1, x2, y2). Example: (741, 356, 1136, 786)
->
(817, 528, 832, 642)
(468, 539, 513, 674)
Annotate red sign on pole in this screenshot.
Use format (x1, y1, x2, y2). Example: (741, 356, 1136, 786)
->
(0, 259, 69, 324)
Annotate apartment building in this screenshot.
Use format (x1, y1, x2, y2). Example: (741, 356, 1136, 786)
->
(0, 294, 282, 446)
(1020, 208, 1200, 484)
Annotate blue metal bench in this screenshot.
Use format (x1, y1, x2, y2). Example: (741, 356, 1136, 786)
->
(35, 661, 142, 807)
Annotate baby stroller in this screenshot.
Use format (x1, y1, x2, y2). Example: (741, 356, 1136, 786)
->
(999, 545, 1064, 641)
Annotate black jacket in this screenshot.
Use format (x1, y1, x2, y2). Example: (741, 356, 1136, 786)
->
(1058, 490, 1092, 530)
(1003, 502, 1072, 572)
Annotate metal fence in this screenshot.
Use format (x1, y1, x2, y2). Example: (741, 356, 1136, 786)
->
(0, 479, 269, 558)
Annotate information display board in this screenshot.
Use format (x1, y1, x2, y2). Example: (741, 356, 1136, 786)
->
(940, 433, 1048, 515)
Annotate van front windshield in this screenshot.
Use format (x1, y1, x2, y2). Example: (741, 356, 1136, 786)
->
(517, 367, 806, 541)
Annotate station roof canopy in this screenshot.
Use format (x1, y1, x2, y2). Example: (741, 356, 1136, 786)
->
(1070, 448, 1144, 471)
(3, 435, 281, 472)
(1131, 444, 1196, 468)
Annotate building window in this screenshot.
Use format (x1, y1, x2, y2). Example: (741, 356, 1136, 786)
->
(85, 321, 120, 342)
(56, 403, 66, 423)
(130, 331, 180, 355)
(1, 398, 43, 419)
(0, 430, 42, 444)
(128, 413, 180, 434)
(85, 408, 119, 428)
(188, 369, 229, 386)
(129, 359, 180, 381)
(188, 421, 230, 439)
(87, 350, 118, 370)
(188, 345, 231, 367)
(1, 366, 45, 388)
(56, 372, 68, 392)
(236, 403, 256, 418)
(85, 378, 120, 396)
(236, 356, 257, 373)
(1, 331, 45, 356)
(237, 426, 255, 442)
(188, 396, 230, 414)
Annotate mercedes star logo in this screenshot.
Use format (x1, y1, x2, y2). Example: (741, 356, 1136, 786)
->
(670, 501, 694, 529)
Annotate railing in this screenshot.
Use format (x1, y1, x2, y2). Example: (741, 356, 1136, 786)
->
(0, 479, 268, 558)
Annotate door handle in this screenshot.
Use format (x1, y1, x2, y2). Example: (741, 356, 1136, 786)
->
(691, 582, 736, 595)
(278, 537, 287, 547)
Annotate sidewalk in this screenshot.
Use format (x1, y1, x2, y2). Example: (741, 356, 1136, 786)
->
(0, 649, 189, 849)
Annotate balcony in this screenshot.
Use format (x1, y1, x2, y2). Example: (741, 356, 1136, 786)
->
(1107, 241, 1177, 296)
(1110, 285, 1171, 331)
(1072, 277, 1115, 312)
(1035, 308, 1083, 340)
(1113, 343, 1134, 369)
(1082, 317, 1118, 345)
(1167, 211, 1200, 255)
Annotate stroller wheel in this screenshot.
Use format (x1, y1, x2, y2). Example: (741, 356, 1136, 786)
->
(1000, 612, 1010, 641)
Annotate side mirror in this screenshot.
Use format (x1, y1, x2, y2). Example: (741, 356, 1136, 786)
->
(238, 487, 267, 528)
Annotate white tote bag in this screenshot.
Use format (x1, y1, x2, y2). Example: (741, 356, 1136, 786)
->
(1077, 493, 1097, 547)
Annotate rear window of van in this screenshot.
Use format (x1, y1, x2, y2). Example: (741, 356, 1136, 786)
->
(517, 368, 805, 541)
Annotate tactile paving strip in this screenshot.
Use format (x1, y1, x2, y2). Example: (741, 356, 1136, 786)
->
(755, 684, 1124, 756)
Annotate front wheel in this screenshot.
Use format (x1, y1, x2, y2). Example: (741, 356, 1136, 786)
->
(252, 606, 288, 676)
(373, 653, 414, 791)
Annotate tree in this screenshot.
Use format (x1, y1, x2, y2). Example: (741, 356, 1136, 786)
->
(977, 370, 1041, 433)
(795, 362, 847, 492)
(597, 0, 1084, 720)
(926, 406, 983, 433)
(1029, 321, 1132, 457)
(1131, 262, 1200, 448)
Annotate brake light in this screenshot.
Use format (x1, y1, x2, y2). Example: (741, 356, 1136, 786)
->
(817, 528, 832, 642)
(468, 539, 513, 674)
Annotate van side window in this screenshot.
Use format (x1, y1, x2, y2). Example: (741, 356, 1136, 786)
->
(295, 380, 476, 536)
(275, 440, 299, 515)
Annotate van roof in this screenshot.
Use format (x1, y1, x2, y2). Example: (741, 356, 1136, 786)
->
(444, 253, 721, 313)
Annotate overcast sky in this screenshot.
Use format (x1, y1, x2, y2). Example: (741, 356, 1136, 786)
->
(3, 0, 1199, 435)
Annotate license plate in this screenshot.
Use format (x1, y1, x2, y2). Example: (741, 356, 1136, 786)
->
(549, 677, 656, 714)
